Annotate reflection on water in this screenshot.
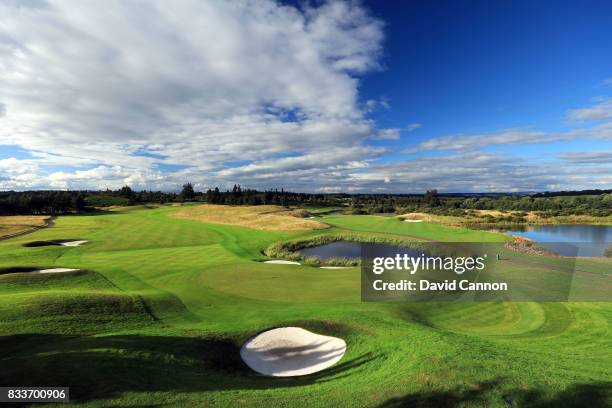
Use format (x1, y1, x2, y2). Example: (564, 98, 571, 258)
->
(299, 225, 612, 259)
(499, 224, 611, 257)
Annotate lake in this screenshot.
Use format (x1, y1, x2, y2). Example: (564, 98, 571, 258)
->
(500, 224, 611, 257)
(299, 225, 612, 259)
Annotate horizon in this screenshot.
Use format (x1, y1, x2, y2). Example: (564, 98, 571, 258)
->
(1, 0, 611, 193)
(3, 185, 611, 196)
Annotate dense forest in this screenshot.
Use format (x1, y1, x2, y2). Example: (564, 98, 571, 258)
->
(0, 184, 610, 217)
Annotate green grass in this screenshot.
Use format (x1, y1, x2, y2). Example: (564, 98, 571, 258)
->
(322, 214, 510, 242)
(0, 206, 610, 407)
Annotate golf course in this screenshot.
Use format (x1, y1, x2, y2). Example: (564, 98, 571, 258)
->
(0, 204, 610, 407)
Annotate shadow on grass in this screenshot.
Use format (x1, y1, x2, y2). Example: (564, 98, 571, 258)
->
(377, 379, 611, 408)
(0, 266, 84, 275)
(377, 379, 502, 408)
(22, 239, 89, 247)
(0, 266, 41, 275)
(0, 333, 376, 403)
(511, 383, 611, 408)
(69, 208, 128, 216)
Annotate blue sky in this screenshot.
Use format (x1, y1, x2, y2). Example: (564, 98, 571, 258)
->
(360, 0, 612, 162)
(0, 0, 611, 192)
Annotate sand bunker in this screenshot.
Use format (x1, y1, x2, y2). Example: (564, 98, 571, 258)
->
(264, 260, 301, 265)
(0, 267, 80, 275)
(404, 219, 423, 223)
(37, 268, 80, 273)
(60, 240, 89, 247)
(24, 239, 88, 247)
(240, 327, 346, 377)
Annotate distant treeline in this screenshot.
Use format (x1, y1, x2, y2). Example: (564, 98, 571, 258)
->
(531, 189, 612, 197)
(393, 190, 612, 218)
(0, 184, 610, 216)
(0, 191, 86, 215)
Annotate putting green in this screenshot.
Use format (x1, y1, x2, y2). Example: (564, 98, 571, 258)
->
(0, 206, 610, 407)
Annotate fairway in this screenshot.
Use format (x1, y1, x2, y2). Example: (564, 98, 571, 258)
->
(0, 205, 610, 407)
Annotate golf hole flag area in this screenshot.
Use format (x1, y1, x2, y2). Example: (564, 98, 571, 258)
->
(0, 205, 609, 407)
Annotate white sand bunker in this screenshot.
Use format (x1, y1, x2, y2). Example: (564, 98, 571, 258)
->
(404, 219, 423, 223)
(240, 327, 346, 377)
(264, 260, 301, 265)
(37, 268, 80, 273)
(60, 240, 89, 247)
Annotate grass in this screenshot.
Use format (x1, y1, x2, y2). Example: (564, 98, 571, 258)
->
(323, 214, 509, 242)
(172, 204, 329, 231)
(0, 215, 49, 238)
(0, 205, 610, 407)
(399, 210, 612, 226)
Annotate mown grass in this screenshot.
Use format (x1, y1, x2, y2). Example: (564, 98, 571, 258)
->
(0, 206, 609, 407)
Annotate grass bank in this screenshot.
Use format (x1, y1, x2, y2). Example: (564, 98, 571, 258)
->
(399, 210, 612, 226)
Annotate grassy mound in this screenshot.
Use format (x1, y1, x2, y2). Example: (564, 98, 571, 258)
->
(0, 215, 49, 238)
(172, 204, 328, 231)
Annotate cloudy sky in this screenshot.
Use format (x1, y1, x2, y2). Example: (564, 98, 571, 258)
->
(1, 0, 611, 193)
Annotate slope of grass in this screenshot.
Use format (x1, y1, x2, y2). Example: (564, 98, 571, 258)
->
(0, 215, 49, 238)
(172, 204, 329, 231)
(0, 206, 609, 407)
(322, 214, 510, 242)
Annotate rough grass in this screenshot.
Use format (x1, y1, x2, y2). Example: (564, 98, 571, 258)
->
(285, 208, 313, 218)
(172, 204, 328, 231)
(399, 210, 612, 226)
(0, 215, 49, 238)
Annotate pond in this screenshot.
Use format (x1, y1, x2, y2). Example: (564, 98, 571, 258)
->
(298, 241, 423, 261)
(499, 224, 611, 257)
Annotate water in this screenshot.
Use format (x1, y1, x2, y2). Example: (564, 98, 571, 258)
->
(299, 225, 612, 259)
(500, 224, 611, 257)
(299, 241, 422, 260)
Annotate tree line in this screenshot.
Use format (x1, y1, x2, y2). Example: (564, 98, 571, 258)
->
(0, 185, 610, 216)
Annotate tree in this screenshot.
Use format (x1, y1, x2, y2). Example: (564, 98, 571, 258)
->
(181, 182, 195, 200)
(72, 193, 86, 212)
(119, 185, 133, 199)
(424, 189, 441, 207)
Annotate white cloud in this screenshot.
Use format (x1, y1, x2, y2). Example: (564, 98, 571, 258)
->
(405, 97, 612, 154)
(405, 129, 547, 152)
(567, 99, 612, 122)
(364, 97, 390, 113)
(406, 121, 612, 153)
(338, 152, 612, 193)
(559, 151, 612, 164)
(373, 123, 421, 140)
(405, 123, 421, 132)
(0, 0, 385, 190)
(374, 128, 401, 140)
(0, 1, 609, 193)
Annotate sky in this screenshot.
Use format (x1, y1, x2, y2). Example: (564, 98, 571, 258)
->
(1, 0, 611, 193)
